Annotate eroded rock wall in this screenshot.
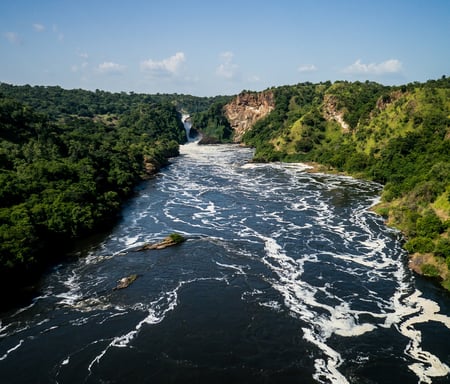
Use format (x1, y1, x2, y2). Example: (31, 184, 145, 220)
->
(223, 91, 275, 142)
(323, 94, 350, 133)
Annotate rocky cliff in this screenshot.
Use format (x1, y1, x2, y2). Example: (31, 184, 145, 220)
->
(223, 91, 275, 142)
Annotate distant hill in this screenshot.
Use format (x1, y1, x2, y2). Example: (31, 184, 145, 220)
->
(194, 77, 450, 290)
(0, 83, 231, 120)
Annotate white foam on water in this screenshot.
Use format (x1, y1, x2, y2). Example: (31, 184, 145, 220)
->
(247, 211, 450, 384)
(0, 321, 12, 338)
(240, 163, 265, 170)
(0, 339, 24, 361)
(387, 288, 450, 383)
(163, 148, 450, 384)
(259, 300, 283, 312)
(18, 143, 446, 384)
(87, 285, 180, 372)
(124, 235, 140, 246)
(255, 233, 351, 382)
(215, 261, 248, 275)
(303, 327, 349, 384)
(86, 276, 227, 372)
(56, 271, 83, 306)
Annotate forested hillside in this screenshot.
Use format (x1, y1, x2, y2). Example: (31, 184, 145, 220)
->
(0, 83, 223, 299)
(240, 77, 450, 289)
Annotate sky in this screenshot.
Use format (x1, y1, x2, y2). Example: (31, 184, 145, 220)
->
(0, 0, 449, 96)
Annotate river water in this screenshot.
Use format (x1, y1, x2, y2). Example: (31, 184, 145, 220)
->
(1, 142, 450, 384)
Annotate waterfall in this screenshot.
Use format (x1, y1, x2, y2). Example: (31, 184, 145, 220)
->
(182, 114, 195, 142)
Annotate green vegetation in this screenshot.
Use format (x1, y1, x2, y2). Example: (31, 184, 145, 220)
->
(241, 77, 450, 290)
(0, 83, 214, 296)
(168, 233, 186, 244)
(1, 77, 449, 296)
(190, 98, 233, 143)
(0, 83, 231, 121)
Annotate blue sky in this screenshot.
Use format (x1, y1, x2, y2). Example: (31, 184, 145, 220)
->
(1, 0, 449, 96)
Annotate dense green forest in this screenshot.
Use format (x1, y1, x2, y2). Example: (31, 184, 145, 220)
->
(0, 83, 229, 121)
(240, 77, 450, 289)
(0, 83, 223, 298)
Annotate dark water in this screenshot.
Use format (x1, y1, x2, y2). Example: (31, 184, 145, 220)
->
(1, 142, 449, 384)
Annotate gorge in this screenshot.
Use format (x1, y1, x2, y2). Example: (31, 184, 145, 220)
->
(1, 141, 449, 384)
(0, 78, 449, 384)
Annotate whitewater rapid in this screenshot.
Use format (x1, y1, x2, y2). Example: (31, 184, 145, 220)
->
(0, 142, 449, 384)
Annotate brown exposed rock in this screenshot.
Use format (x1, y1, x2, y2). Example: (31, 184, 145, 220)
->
(135, 234, 186, 251)
(114, 274, 138, 290)
(375, 90, 403, 110)
(142, 155, 159, 178)
(223, 91, 275, 142)
(323, 94, 350, 133)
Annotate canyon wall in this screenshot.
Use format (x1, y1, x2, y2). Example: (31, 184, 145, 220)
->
(223, 91, 275, 142)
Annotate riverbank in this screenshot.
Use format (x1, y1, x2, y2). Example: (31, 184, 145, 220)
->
(251, 156, 450, 292)
(303, 160, 450, 292)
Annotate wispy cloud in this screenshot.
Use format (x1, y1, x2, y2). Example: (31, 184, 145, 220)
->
(97, 61, 126, 74)
(248, 75, 261, 82)
(298, 64, 317, 72)
(140, 52, 186, 76)
(33, 23, 45, 32)
(216, 51, 239, 80)
(343, 59, 402, 75)
(4, 32, 22, 45)
(71, 62, 88, 73)
(52, 25, 64, 42)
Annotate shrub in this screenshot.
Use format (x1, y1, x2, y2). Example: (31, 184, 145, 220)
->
(416, 210, 444, 237)
(421, 263, 440, 277)
(404, 237, 435, 253)
(169, 233, 186, 244)
(381, 182, 402, 202)
(435, 238, 450, 258)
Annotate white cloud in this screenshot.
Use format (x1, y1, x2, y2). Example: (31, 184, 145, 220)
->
(343, 59, 402, 75)
(140, 52, 186, 76)
(97, 61, 126, 74)
(33, 23, 45, 32)
(4, 32, 22, 45)
(216, 51, 239, 80)
(298, 64, 317, 72)
(79, 52, 89, 59)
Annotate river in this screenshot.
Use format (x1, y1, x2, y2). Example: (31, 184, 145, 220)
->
(1, 142, 449, 384)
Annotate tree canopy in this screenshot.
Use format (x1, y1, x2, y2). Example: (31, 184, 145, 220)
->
(0, 85, 193, 296)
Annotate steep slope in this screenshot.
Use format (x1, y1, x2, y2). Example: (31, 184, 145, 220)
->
(223, 90, 275, 142)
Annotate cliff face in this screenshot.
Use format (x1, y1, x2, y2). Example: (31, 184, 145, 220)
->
(223, 91, 275, 142)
